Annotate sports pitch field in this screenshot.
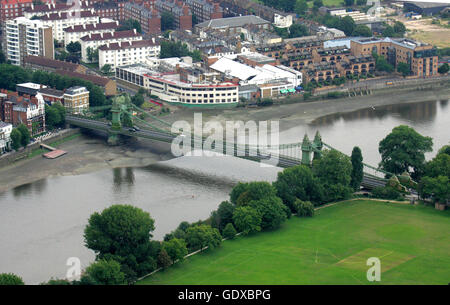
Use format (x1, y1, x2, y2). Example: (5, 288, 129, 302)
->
(139, 200, 450, 285)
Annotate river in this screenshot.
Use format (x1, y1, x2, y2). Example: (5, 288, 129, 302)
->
(0, 99, 448, 284)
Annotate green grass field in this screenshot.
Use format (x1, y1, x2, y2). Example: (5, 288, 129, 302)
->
(139, 200, 450, 285)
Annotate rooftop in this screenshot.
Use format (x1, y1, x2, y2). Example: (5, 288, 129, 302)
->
(64, 21, 119, 33)
(196, 15, 270, 29)
(25, 56, 82, 72)
(80, 29, 140, 42)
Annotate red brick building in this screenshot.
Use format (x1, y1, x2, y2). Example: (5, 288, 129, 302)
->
(0, 0, 32, 22)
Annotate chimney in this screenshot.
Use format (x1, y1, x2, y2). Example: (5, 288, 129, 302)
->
(83, 24, 86, 29)
(133, 28, 137, 34)
(152, 37, 155, 44)
(100, 32, 103, 38)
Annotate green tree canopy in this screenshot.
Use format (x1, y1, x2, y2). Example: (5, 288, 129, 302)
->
(84, 204, 157, 278)
(83, 259, 126, 285)
(418, 175, 449, 203)
(162, 238, 188, 263)
(273, 165, 324, 210)
(0, 273, 25, 285)
(350, 146, 364, 191)
(313, 150, 353, 201)
(352, 24, 372, 37)
(10, 128, 22, 151)
(378, 125, 433, 178)
(66, 41, 81, 54)
(222, 223, 237, 240)
(157, 248, 172, 268)
(397, 62, 411, 77)
(294, 0, 308, 16)
(17, 124, 31, 147)
(249, 196, 287, 230)
(232, 206, 261, 235)
(185, 224, 222, 252)
(438, 63, 449, 74)
(229, 181, 278, 206)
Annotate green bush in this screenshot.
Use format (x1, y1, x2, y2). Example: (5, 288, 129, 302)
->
(371, 186, 403, 200)
(0, 273, 24, 285)
(222, 223, 237, 240)
(293, 199, 315, 217)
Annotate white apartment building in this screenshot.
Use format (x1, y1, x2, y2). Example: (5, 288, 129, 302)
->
(98, 38, 160, 69)
(3, 16, 54, 66)
(0, 121, 12, 154)
(63, 20, 119, 46)
(40, 9, 99, 42)
(80, 29, 142, 62)
(115, 64, 239, 106)
(63, 86, 89, 113)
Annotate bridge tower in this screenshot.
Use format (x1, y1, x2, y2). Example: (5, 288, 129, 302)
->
(301, 134, 312, 166)
(107, 95, 129, 145)
(312, 131, 323, 160)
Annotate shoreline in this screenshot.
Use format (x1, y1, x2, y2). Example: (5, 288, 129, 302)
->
(0, 87, 449, 193)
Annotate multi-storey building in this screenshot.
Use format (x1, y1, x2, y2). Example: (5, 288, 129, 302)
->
(63, 86, 89, 113)
(38, 87, 65, 105)
(0, 120, 12, 153)
(98, 38, 160, 69)
(80, 29, 142, 62)
(115, 63, 239, 107)
(63, 21, 120, 46)
(350, 37, 438, 77)
(155, 0, 192, 30)
(184, 0, 222, 24)
(123, 2, 160, 34)
(0, 0, 32, 22)
(40, 9, 99, 42)
(92, 1, 125, 21)
(3, 17, 54, 66)
(0, 89, 46, 135)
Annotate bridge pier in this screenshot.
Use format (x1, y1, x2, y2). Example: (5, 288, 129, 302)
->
(107, 131, 120, 146)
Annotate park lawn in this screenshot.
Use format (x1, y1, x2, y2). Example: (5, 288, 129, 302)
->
(139, 200, 450, 285)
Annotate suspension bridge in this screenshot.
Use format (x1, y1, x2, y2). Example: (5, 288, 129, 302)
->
(66, 94, 400, 190)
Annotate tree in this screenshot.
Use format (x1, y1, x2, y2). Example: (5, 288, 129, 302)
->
(438, 63, 449, 74)
(45, 105, 62, 129)
(10, 128, 22, 151)
(289, 24, 309, 38)
(232, 206, 261, 235)
(66, 41, 81, 54)
(185, 224, 222, 252)
(211, 201, 235, 232)
(161, 11, 175, 31)
(249, 196, 287, 230)
(374, 53, 394, 72)
(229, 181, 277, 206)
(313, 0, 323, 10)
(0, 273, 24, 285)
(131, 93, 145, 108)
(424, 153, 450, 179)
(162, 238, 188, 263)
(17, 124, 30, 146)
(418, 176, 449, 203)
(295, 0, 308, 16)
(397, 62, 411, 77)
(101, 64, 112, 75)
(273, 165, 324, 209)
(313, 150, 353, 202)
(340, 16, 356, 36)
(222, 223, 237, 239)
(382, 25, 395, 37)
(157, 249, 172, 268)
(350, 146, 364, 191)
(378, 125, 433, 178)
(84, 205, 157, 277)
(84, 260, 126, 285)
(393, 21, 406, 37)
(293, 199, 314, 217)
(352, 24, 372, 37)
(344, 0, 354, 6)
(0, 49, 6, 64)
(118, 19, 142, 33)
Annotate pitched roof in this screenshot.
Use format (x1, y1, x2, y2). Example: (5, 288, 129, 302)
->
(24, 56, 82, 72)
(98, 39, 159, 51)
(38, 87, 64, 97)
(54, 70, 112, 87)
(80, 30, 140, 42)
(195, 15, 270, 29)
(64, 21, 119, 33)
(40, 10, 97, 21)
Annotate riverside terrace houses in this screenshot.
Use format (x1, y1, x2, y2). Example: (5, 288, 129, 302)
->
(311, 46, 352, 64)
(24, 56, 87, 74)
(0, 89, 46, 135)
(80, 29, 142, 62)
(39, 9, 100, 42)
(123, 1, 161, 35)
(350, 37, 439, 78)
(155, 0, 192, 30)
(301, 62, 341, 84)
(253, 35, 326, 61)
(63, 21, 120, 46)
(336, 55, 376, 78)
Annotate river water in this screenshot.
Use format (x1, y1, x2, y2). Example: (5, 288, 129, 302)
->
(0, 99, 449, 284)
